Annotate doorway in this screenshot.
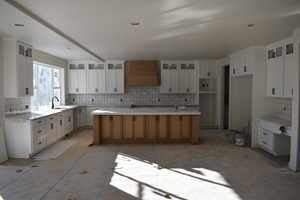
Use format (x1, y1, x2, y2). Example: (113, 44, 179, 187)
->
(223, 65, 230, 129)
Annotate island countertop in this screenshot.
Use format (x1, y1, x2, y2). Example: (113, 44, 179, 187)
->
(92, 107, 201, 116)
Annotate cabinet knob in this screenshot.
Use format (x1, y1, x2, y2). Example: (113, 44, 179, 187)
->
(25, 88, 29, 95)
(244, 66, 247, 72)
(95, 88, 98, 92)
(169, 88, 172, 92)
(114, 88, 117, 92)
(76, 88, 79, 92)
(186, 88, 190, 93)
(207, 72, 211, 77)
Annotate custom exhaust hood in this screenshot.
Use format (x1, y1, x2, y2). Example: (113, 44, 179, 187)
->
(126, 60, 160, 86)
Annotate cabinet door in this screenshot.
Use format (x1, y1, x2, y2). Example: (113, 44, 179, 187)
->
(16, 43, 27, 96)
(207, 60, 216, 78)
(24, 47, 33, 96)
(266, 44, 284, 97)
(146, 116, 157, 140)
(112, 116, 122, 139)
(199, 60, 209, 78)
(179, 62, 196, 93)
(123, 116, 134, 139)
(77, 64, 86, 94)
(160, 62, 170, 93)
(68, 64, 78, 94)
(168, 63, 179, 93)
(115, 63, 124, 94)
(105, 64, 116, 93)
(86, 64, 99, 94)
(158, 115, 168, 139)
(284, 40, 298, 98)
(134, 116, 145, 139)
(97, 64, 106, 93)
(182, 116, 191, 139)
(169, 116, 181, 139)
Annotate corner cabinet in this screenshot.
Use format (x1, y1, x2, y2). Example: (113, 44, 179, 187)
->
(68, 63, 87, 94)
(3, 39, 33, 97)
(105, 61, 125, 94)
(266, 37, 298, 98)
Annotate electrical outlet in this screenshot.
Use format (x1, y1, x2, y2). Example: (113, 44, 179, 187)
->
(25, 105, 29, 109)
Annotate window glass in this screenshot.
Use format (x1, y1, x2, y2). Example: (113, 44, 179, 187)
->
(31, 63, 62, 110)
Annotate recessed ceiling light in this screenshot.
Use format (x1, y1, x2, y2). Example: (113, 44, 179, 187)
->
(14, 23, 24, 27)
(130, 22, 140, 26)
(248, 24, 255, 27)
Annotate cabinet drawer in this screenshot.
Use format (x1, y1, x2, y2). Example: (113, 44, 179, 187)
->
(33, 134, 47, 152)
(259, 130, 274, 150)
(32, 118, 47, 128)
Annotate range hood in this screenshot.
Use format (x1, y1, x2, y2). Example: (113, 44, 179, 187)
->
(127, 60, 160, 86)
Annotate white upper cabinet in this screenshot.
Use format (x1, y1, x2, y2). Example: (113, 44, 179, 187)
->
(266, 42, 284, 97)
(178, 61, 197, 94)
(68, 62, 87, 94)
(266, 37, 298, 98)
(199, 60, 216, 79)
(86, 63, 106, 94)
(230, 49, 253, 77)
(160, 61, 179, 94)
(3, 39, 33, 97)
(105, 61, 124, 94)
(283, 38, 298, 98)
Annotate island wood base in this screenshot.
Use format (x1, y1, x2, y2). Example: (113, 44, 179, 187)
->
(93, 115, 200, 145)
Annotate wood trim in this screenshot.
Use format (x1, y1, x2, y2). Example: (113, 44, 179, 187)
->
(93, 114, 200, 144)
(93, 115, 100, 145)
(191, 116, 200, 144)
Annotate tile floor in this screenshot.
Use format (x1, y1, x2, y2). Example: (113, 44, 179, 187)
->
(0, 129, 300, 200)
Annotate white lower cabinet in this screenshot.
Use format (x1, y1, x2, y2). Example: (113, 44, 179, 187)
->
(4, 109, 75, 158)
(258, 127, 290, 156)
(75, 107, 87, 128)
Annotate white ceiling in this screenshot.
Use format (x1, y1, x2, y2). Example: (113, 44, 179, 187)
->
(1, 0, 300, 61)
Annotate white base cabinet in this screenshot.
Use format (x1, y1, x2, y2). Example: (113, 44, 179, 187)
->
(5, 110, 74, 158)
(258, 127, 290, 156)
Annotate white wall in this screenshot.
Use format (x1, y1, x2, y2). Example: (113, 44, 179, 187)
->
(0, 38, 8, 163)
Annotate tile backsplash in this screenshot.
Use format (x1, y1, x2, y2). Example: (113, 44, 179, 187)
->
(68, 87, 197, 106)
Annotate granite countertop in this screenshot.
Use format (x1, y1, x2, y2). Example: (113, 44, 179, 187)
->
(5, 105, 80, 120)
(92, 107, 201, 115)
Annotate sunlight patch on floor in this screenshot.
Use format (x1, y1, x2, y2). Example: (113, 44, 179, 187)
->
(110, 153, 242, 200)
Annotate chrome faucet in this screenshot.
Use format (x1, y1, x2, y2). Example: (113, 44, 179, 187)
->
(51, 96, 59, 109)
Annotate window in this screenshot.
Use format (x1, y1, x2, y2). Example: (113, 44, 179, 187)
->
(31, 62, 63, 110)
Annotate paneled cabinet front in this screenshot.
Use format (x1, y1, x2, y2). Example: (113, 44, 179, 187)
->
(105, 61, 125, 94)
(160, 61, 179, 94)
(68, 63, 87, 94)
(86, 63, 106, 94)
(3, 39, 33, 97)
(266, 37, 298, 98)
(94, 115, 200, 144)
(178, 62, 197, 94)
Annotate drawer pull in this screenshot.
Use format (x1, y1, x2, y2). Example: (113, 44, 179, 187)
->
(262, 141, 267, 145)
(38, 142, 42, 145)
(37, 130, 42, 134)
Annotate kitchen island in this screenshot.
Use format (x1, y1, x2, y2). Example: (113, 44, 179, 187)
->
(92, 107, 201, 144)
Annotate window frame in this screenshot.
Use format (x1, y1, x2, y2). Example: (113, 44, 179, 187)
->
(32, 61, 65, 109)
